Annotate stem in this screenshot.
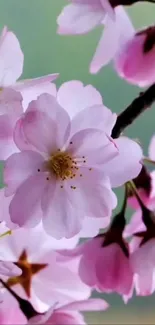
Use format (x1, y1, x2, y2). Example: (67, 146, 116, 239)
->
(129, 181, 154, 227)
(143, 157, 155, 166)
(111, 184, 128, 230)
(112, 83, 155, 138)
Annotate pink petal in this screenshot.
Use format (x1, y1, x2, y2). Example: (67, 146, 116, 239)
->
(79, 215, 110, 237)
(96, 244, 133, 295)
(79, 238, 102, 287)
(0, 88, 23, 120)
(131, 239, 155, 295)
(57, 81, 103, 119)
(22, 110, 57, 154)
(70, 104, 117, 136)
(90, 6, 134, 73)
(0, 114, 18, 160)
(65, 169, 117, 220)
(42, 183, 82, 239)
(9, 174, 46, 227)
(0, 88, 23, 159)
(103, 137, 143, 187)
(68, 128, 118, 165)
(47, 311, 86, 325)
(0, 26, 24, 86)
(57, 3, 104, 35)
(62, 298, 109, 311)
(148, 135, 155, 161)
(26, 94, 71, 148)
(14, 117, 37, 152)
(0, 189, 17, 229)
(13, 73, 58, 110)
(4, 150, 44, 196)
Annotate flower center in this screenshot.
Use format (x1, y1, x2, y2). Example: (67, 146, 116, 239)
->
(46, 151, 77, 180)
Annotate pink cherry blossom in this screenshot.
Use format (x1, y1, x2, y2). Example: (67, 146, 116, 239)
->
(124, 198, 155, 296)
(57, 1, 134, 74)
(0, 26, 58, 107)
(0, 88, 23, 160)
(66, 236, 133, 296)
(129, 226, 155, 296)
(3, 87, 142, 238)
(114, 26, 155, 87)
(0, 225, 90, 313)
(0, 26, 58, 160)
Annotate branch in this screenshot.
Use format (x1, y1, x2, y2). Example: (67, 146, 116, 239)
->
(112, 83, 155, 138)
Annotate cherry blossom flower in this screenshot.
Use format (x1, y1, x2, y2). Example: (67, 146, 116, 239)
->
(3, 85, 142, 238)
(0, 26, 58, 108)
(0, 224, 90, 312)
(57, 1, 135, 74)
(114, 25, 155, 87)
(0, 26, 58, 160)
(72, 233, 133, 296)
(125, 190, 155, 296)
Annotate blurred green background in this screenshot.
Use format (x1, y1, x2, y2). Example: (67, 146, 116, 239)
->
(1, 0, 155, 323)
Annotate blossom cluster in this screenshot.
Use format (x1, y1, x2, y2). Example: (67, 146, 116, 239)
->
(0, 0, 155, 323)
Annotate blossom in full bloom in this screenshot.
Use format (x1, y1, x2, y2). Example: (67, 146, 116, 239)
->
(0, 224, 90, 312)
(114, 26, 155, 87)
(3, 82, 142, 238)
(0, 26, 58, 160)
(57, 1, 135, 74)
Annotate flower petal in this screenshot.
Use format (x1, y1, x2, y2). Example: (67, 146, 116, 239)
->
(68, 128, 118, 165)
(90, 6, 135, 74)
(57, 3, 104, 35)
(13, 74, 58, 110)
(26, 94, 71, 148)
(42, 183, 83, 239)
(0, 189, 17, 229)
(103, 137, 143, 187)
(65, 168, 117, 219)
(71, 104, 117, 136)
(4, 150, 44, 196)
(0, 26, 24, 86)
(57, 81, 103, 119)
(62, 298, 109, 312)
(22, 110, 57, 154)
(9, 174, 46, 227)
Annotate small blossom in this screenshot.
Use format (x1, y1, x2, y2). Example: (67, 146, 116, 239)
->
(57, 1, 135, 74)
(0, 26, 58, 160)
(3, 84, 142, 238)
(115, 25, 155, 87)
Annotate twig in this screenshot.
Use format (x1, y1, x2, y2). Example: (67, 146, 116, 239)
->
(112, 83, 155, 138)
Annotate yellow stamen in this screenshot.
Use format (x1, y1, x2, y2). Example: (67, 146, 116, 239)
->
(46, 151, 76, 180)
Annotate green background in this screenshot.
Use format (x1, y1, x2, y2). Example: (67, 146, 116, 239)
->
(1, 0, 155, 323)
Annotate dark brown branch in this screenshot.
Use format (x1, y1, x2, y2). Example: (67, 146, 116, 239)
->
(112, 83, 155, 138)
(0, 279, 39, 320)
